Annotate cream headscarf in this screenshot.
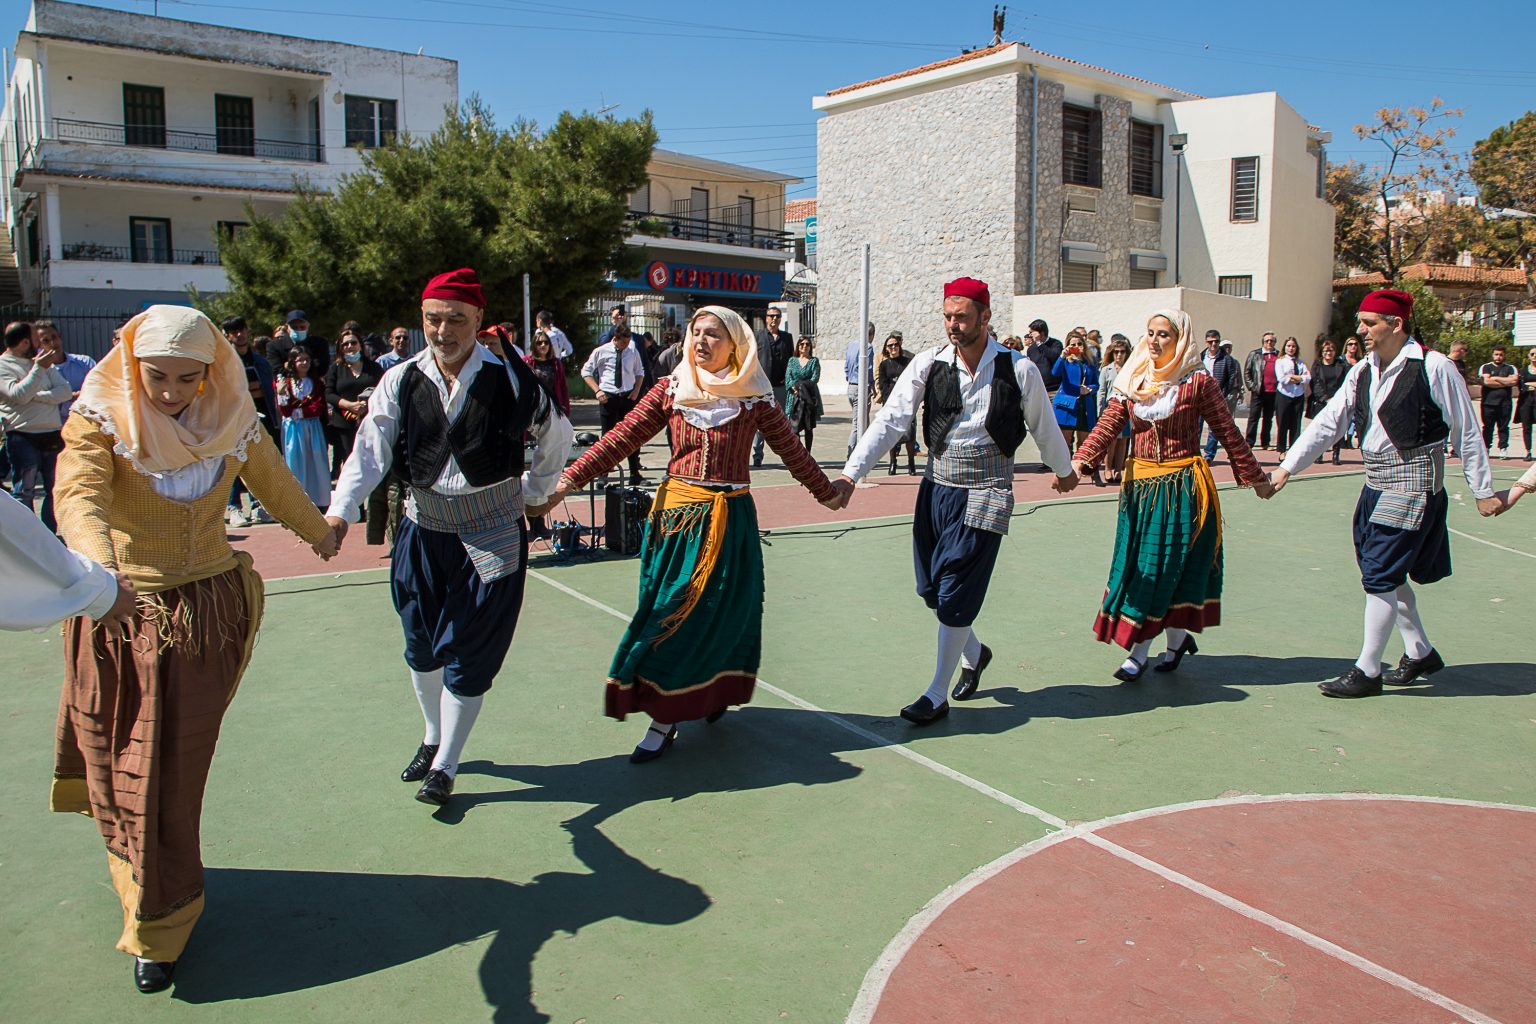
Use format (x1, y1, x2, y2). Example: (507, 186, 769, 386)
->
(670, 305, 773, 408)
(74, 305, 259, 475)
(1110, 308, 1201, 405)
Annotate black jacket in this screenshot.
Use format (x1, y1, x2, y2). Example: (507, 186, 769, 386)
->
(757, 328, 794, 387)
(1025, 337, 1063, 391)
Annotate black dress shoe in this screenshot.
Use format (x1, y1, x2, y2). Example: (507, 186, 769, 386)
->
(134, 959, 176, 994)
(704, 707, 727, 724)
(899, 695, 949, 725)
(1113, 657, 1148, 683)
(630, 723, 678, 763)
(1385, 648, 1444, 686)
(951, 644, 993, 701)
(401, 743, 439, 783)
(415, 769, 454, 805)
(1153, 636, 1199, 673)
(1319, 666, 1383, 698)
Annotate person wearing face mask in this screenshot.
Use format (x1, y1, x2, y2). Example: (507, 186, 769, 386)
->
(51, 305, 338, 994)
(1073, 310, 1270, 683)
(282, 309, 330, 377)
(324, 324, 384, 491)
(1270, 290, 1498, 698)
(0, 320, 72, 530)
(548, 306, 838, 763)
(325, 269, 573, 807)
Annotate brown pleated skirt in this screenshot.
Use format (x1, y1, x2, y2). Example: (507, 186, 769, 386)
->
(51, 567, 254, 961)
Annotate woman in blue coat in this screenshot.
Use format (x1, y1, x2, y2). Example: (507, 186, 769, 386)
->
(1052, 339, 1100, 454)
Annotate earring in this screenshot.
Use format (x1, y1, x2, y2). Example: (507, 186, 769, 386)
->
(197, 379, 206, 395)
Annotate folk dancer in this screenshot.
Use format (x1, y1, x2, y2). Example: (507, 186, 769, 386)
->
(326, 268, 573, 804)
(547, 306, 841, 762)
(1071, 309, 1270, 682)
(1269, 289, 1498, 697)
(52, 305, 339, 993)
(831, 277, 1079, 725)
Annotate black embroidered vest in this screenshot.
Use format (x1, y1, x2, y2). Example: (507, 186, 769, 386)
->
(922, 351, 1027, 458)
(1351, 356, 1449, 453)
(392, 357, 539, 488)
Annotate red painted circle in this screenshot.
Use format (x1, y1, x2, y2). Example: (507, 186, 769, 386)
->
(865, 799, 1536, 1023)
(646, 260, 669, 290)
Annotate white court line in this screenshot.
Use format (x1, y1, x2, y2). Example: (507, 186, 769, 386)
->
(528, 569, 1517, 1024)
(1448, 527, 1536, 560)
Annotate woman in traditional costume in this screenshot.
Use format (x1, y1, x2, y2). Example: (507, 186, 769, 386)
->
(1071, 309, 1268, 682)
(51, 305, 337, 993)
(548, 306, 839, 762)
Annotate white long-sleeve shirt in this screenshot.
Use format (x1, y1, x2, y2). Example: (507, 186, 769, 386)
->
(581, 341, 645, 394)
(1274, 355, 1311, 399)
(327, 345, 573, 521)
(1, 489, 117, 629)
(0, 351, 72, 432)
(543, 325, 574, 360)
(842, 338, 1074, 481)
(1280, 340, 1493, 499)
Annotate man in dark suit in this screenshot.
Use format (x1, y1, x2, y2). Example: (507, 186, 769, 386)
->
(752, 305, 795, 467)
(1023, 318, 1063, 394)
(1243, 331, 1281, 448)
(1199, 329, 1243, 460)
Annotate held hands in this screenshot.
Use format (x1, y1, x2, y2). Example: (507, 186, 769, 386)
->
(1494, 486, 1526, 514)
(1475, 494, 1504, 518)
(1252, 478, 1276, 500)
(317, 516, 349, 560)
(1052, 470, 1080, 494)
(823, 477, 856, 510)
(101, 572, 137, 633)
(1267, 468, 1290, 497)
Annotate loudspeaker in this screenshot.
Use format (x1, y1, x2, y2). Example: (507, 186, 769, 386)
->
(604, 485, 653, 555)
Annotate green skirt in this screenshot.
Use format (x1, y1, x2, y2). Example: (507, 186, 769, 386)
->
(605, 490, 763, 722)
(1093, 460, 1223, 649)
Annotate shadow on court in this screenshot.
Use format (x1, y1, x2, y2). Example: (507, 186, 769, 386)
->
(171, 808, 709, 1023)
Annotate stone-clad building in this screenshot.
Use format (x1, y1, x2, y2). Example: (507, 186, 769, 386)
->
(814, 43, 1334, 376)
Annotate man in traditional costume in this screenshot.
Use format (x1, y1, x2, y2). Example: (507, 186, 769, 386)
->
(1270, 289, 1498, 697)
(832, 277, 1079, 725)
(326, 269, 571, 804)
(548, 306, 839, 762)
(53, 305, 339, 993)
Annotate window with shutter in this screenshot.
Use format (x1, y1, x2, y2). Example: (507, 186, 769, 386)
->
(122, 84, 166, 148)
(1129, 268, 1158, 290)
(1231, 157, 1260, 222)
(1062, 105, 1102, 188)
(1218, 275, 1253, 298)
(1061, 262, 1097, 293)
(1129, 121, 1162, 198)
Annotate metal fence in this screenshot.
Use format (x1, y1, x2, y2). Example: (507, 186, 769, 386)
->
(0, 305, 136, 362)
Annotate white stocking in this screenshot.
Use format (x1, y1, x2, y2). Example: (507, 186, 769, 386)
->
(960, 628, 983, 670)
(1161, 627, 1189, 663)
(410, 668, 444, 746)
(921, 624, 969, 704)
(635, 716, 673, 752)
(1356, 592, 1395, 675)
(1121, 638, 1153, 675)
(431, 689, 484, 778)
(1393, 585, 1432, 659)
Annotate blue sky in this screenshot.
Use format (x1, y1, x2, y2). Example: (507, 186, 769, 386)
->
(12, 0, 1534, 207)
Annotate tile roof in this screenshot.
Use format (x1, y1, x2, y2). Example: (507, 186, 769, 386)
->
(1333, 263, 1529, 290)
(785, 198, 817, 222)
(19, 170, 301, 195)
(826, 42, 1200, 100)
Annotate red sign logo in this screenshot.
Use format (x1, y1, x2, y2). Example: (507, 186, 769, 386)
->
(646, 261, 669, 290)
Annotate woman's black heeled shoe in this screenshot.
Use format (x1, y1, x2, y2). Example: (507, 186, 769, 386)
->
(1113, 657, 1147, 683)
(705, 707, 726, 724)
(630, 724, 678, 764)
(1153, 636, 1199, 673)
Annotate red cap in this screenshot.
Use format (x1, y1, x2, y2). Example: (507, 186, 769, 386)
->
(943, 276, 991, 309)
(1359, 288, 1412, 322)
(422, 267, 486, 309)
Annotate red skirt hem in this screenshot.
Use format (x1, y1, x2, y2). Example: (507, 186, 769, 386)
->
(1094, 600, 1221, 650)
(604, 673, 757, 723)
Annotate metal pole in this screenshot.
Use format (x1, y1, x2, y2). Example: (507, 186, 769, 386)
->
(1029, 63, 1038, 294)
(1173, 154, 1182, 286)
(521, 272, 532, 350)
(856, 242, 871, 435)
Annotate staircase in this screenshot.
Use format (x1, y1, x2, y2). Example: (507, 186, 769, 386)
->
(0, 229, 23, 307)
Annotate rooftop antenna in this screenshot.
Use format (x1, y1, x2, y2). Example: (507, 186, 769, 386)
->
(991, 5, 1006, 46)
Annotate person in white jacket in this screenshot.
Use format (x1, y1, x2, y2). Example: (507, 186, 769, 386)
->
(0, 489, 136, 631)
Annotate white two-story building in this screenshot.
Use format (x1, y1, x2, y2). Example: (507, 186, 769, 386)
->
(0, 0, 456, 318)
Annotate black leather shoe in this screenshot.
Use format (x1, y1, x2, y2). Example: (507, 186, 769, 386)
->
(1320, 666, 1383, 698)
(1153, 636, 1199, 673)
(900, 695, 949, 725)
(630, 724, 678, 763)
(1113, 657, 1148, 682)
(705, 707, 727, 724)
(401, 743, 439, 783)
(951, 644, 993, 701)
(1385, 648, 1444, 686)
(415, 769, 454, 805)
(134, 959, 175, 994)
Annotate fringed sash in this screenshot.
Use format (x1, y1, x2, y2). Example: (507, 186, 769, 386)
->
(650, 478, 749, 645)
(1124, 455, 1220, 560)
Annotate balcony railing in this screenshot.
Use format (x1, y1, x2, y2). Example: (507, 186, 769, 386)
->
(60, 242, 222, 266)
(51, 117, 322, 163)
(629, 209, 792, 252)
